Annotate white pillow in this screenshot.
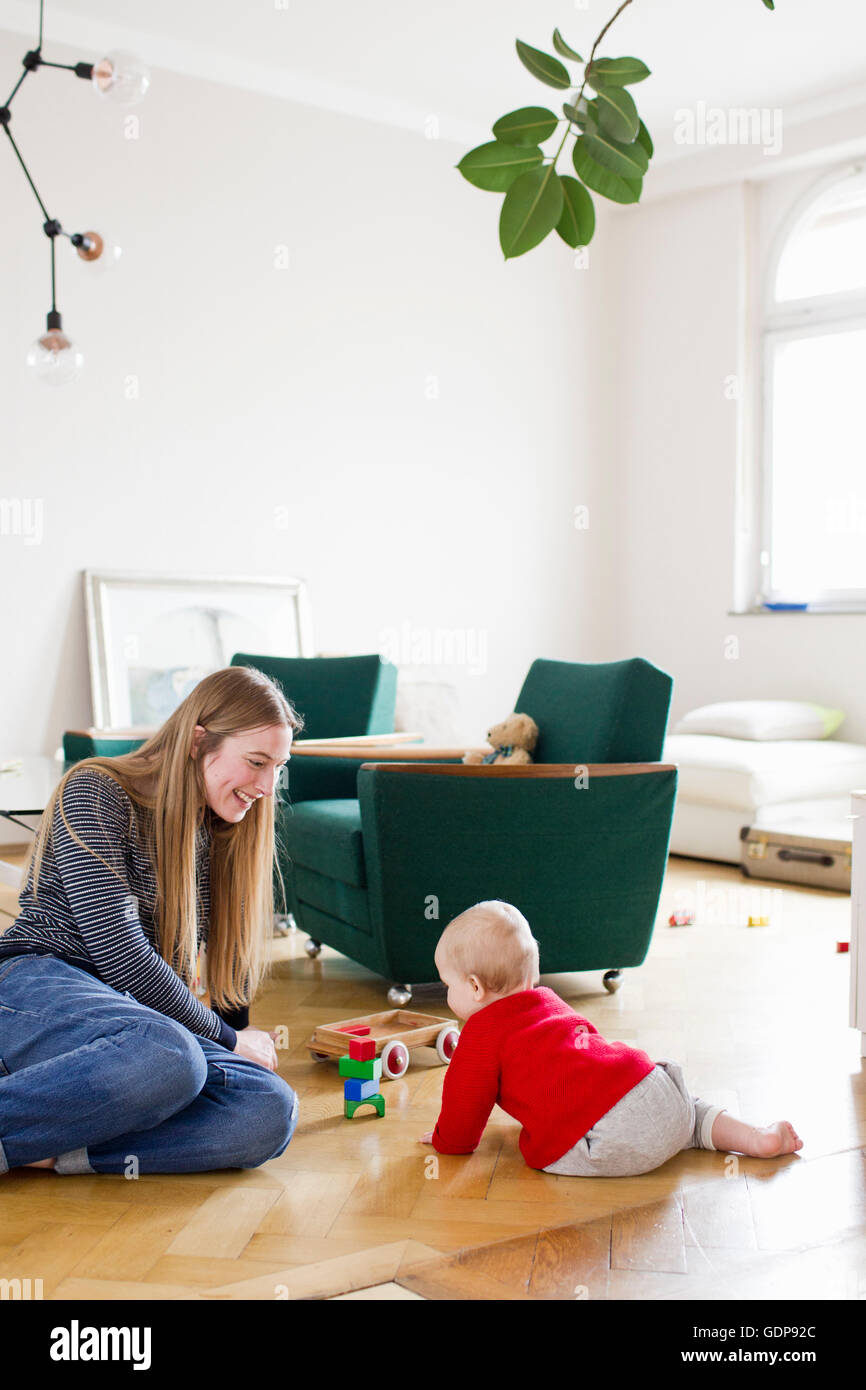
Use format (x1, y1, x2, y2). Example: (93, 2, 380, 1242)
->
(672, 700, 844, 741)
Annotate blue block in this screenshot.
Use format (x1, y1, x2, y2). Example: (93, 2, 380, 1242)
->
(343, 1077, 380, 1101)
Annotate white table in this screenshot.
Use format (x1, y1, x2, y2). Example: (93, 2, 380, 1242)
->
(850, 790, 866, 1056)
(0, 755, 64, 888)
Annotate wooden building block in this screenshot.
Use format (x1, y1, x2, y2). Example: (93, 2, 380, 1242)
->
(344, 1077, 381, 1102)
(345, 1094, 385, 1119)
(349, 1038, 377, 1062)
(339, 1056, 383, 1082)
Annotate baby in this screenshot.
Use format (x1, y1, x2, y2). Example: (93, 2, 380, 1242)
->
(419, 900, 802, 1175)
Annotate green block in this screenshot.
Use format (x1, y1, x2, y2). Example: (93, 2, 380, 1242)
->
(344, 1093, 385, 1119)
(339, 1055, 382, 1082)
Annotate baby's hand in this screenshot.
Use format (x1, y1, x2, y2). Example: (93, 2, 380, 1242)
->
(418, 1131, 434, 1145)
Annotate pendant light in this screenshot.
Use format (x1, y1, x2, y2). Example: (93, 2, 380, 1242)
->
(1, 2, 150, 384)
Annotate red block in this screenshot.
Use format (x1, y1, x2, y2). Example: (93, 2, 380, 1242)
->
(340, 1025, 371, 1036)
(837, 941, 850, 953)
(349, 1037, 376, 1061)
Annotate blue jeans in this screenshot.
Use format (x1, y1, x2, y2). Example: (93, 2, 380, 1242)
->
(0, 953, 299, 1176)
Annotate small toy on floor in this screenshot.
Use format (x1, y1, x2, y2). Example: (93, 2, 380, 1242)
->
(748, 915, 770, 927)
(342, 1036, 385, 1119)
(668, 910, 694, 927)
(462, 712, 539, 765)
(306, 1009, 459, 1077)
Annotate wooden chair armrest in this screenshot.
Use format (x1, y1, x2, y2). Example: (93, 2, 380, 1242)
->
(358, 762, 677, 777)
(292, 733, 423, 749)
(292, 744, 483, 760)
(65, 726, 157, 739)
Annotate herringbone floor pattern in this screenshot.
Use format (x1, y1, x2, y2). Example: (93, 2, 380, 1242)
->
(1, 854, 863, 1300)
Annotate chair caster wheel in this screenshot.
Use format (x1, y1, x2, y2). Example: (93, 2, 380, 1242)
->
(603, 970, 623, 994)
(305, 939, 322, 959)
(387, 984, 412, 1006)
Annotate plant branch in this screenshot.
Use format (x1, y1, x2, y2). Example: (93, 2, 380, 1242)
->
(577, 0, 635, 106)
(550, 0, 636, 165)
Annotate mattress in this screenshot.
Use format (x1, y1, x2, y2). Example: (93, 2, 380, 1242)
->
(663, 734, 866, 812)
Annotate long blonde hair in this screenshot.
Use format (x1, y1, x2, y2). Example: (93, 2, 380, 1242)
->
(30, 665, 304, 1012)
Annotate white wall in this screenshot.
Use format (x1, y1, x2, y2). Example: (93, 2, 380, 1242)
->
(0, 30, 606, 792)
(597, 156, 866, 739)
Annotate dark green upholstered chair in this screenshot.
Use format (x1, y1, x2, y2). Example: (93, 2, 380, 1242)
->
(62, 732, 146, 764)
(280, 657, 676, 1003)
(229, 653, 398, 746)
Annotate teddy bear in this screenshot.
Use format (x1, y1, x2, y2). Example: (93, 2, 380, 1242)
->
(462, 712, 539, 765)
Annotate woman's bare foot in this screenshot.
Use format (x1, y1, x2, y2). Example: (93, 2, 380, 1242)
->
(21, 1158, 56, 1169)
(711, 1112, 802, 1157)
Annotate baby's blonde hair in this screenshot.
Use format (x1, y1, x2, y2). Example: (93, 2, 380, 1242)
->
(435, 900, 540, 995)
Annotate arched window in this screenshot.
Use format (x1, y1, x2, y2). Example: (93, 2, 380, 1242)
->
(761, 162, 866, 608)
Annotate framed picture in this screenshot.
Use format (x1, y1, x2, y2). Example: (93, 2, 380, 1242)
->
(84, 570, 314, 729)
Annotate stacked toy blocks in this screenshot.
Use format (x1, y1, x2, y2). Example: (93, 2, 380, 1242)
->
(340, 1030, 385, 1119)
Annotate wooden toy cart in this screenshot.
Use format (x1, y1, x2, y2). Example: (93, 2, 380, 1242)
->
(306, 1008, 460, 1079)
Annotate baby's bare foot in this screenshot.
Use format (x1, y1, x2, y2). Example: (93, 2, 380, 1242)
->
(711, 1111, 803, 1157)
(21, 1158, 56, 1169)
(746, 1122, 802, 1157)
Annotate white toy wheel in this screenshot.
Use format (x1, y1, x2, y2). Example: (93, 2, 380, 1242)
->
(380, 1039, 410, 1080)
(435, 1025, 459, 1064)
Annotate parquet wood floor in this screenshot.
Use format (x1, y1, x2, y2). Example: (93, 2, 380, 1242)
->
(1, 848, 863, 1301)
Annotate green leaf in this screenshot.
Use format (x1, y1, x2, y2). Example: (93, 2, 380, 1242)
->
(552, 29, 583, 62)
(595, 86, 640, 142)
(499, 164, 564, 259)
(563, 96, 598, 131)
(556, 176, 595, 248)
(573, 140, 642, 204)
(515, 39, 572, 90)
(636, 118, 653, 159)
(457, 141, 544, 192)
(580, 128, 648, 178)
(492, 106, 559, 145)
(586, 56, 651, 88)
(762, 0, 775, 9)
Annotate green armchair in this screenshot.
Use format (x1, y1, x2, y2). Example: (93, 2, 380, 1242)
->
(280, 657, 677, 1002)
(62, 732, 147, 764)
(229, 653, 398, 744)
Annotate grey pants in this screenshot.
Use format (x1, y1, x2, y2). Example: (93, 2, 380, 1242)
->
(543, 1061, 725, 1177)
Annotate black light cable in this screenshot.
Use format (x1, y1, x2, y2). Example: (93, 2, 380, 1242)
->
(1, 0, 149, 382)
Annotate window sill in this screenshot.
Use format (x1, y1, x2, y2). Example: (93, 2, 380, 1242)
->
(728, 607, 866, 616)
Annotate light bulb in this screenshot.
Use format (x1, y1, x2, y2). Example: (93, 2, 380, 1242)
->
(26, 328, 84, 385)
(91, 51, 150, 106)
(75, 231, 122, 273)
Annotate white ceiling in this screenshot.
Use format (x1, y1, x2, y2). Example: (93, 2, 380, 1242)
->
(3, 0, 866, 158)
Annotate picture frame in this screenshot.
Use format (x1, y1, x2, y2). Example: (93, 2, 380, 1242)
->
(84, 569, 314, 729)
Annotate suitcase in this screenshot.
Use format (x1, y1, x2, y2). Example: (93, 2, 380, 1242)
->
(740, 823, 852, 892)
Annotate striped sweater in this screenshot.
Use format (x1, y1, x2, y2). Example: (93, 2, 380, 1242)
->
(0, 767, 243, 1050)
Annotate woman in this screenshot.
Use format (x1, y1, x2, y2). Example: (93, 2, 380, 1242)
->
(0, 665, 303, 1176)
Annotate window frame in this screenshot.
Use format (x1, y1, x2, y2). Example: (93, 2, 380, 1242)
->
(757, 159, 866, 612)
